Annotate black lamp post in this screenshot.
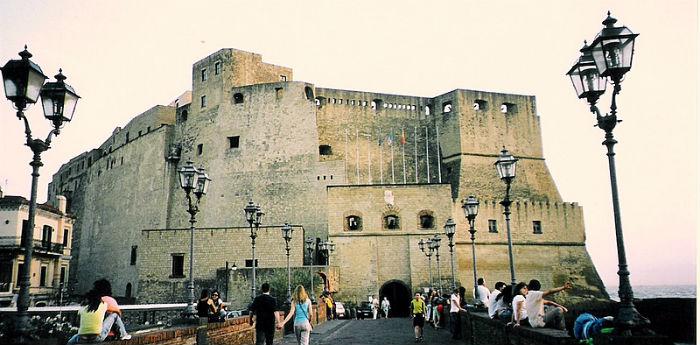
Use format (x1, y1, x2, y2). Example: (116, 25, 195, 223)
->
(495, 147, 518, 289)
(244, 201, 263, 300)
(443, 219, 456, 290)
(418, 239, 433, 289)
(281, 223, 293, 301)
(320, 240, 334, 292)
(305, 237, 315, 302)
(462, 195, 480, 305)
(431, 234, 442, 291)
(178, 161, 211, 317)
(1, 46, 80, 341)
(566, 12, 648, 333)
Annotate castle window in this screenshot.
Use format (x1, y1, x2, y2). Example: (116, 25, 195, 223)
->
(442, 102, 452, 113)
(501, 102, 517, 114)
(371, 101, 376, 109)
(425, 105, 432, 116)
(473, 99, 488, 111)
(275, 87, 283, 100)
(372, 99, 383, 110)
(214, 62, 221, 75)
(533, 221, 543, 234)
(201, 68, 208, 82)
(181, 110, 188, 122)
(280, 75, 287, 82)
(488, 219, 498, 233)
(125, 283, 132, 299)
(315, 96, 326, 107)
(171, 254, 184, 278)
(201, 95, 207, 108)
(228, 136, 240, 149)
(233, 93, 244, 104)
(138, 130, 142, 137)
(338, 99, 343, 105)
(384, 215, 400, 230)
(305, 86, 314, 100)
(197, 144, 203, 155)
(362, 101, 367, 107)
(419, 215, 434, 229)
(245, 259, 258, 268)
(39, 266, 47, 287)
(319, 145, 333, 156)
(130, 246, 138, 265)
(346, 216, 362, 231)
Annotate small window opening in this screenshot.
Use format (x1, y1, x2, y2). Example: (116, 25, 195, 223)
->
(245, 259, 259, 268)
(125, 132, 130, 143)
(474, 99, 488, 111)
(171, 254, 184, 277)
(347, 216, 362, 231)
(201, 95, 207, 108)
(197, 144, 203, 155)
(181, 110, 188, 122)
(280, 75, 287, 82)
(201, 68, 208, 82)
(442, 102, 452, 113)
(214, 62, 221, 75)
(488, 219, 498, 233)
(305, 86, 314, 100)
(385, 215, 400, 230)
(275, 87, 283, 100)
(419, 214, 435, 229)
(319, 145, 333, 156)
(228, 136, 240, 149)
(425, 105, 432, 116)
(533, 221, 543, 234)
(130, 246, 138, 265)
(234, 93, 244, 104)
(501, 102, 517, 113)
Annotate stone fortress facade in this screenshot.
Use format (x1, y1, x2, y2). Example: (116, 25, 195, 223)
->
(47, 48, 607, 306)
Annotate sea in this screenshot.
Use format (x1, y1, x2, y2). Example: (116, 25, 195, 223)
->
(606, 284, 696, 301)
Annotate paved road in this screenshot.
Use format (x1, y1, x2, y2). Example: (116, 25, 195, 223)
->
(280, 318, 465, 345)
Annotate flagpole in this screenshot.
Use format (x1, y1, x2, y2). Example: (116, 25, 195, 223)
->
(414, 125, 418, 183)
(367, 132, 372, 184)
(425, 126, 431, 183)
(379, 128, 384, 184)
(401, 128, 407, 184)
(344, 129, 349, 184)
(435, 122, 442, 183)
(355, 128, 360, 184)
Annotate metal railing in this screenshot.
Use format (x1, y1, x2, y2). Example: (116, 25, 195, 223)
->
(0, 236, 65, 254)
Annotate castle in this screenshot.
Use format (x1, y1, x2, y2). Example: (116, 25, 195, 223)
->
(47, 48, 607, 307)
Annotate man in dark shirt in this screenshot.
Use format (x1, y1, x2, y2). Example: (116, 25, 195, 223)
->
(249, 283, 280, 345)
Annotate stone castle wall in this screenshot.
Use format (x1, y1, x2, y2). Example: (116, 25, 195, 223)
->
(46, 48, 606, 301)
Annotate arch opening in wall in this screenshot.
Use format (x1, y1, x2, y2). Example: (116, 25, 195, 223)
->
(315, 96, 326, 107)
(345, 215, 362, 231)
(417, 210, 435, 229)
(305, 86, 314, 100)
(372, 98, 383, 111)
(233, 93, 244, 104)
(383, 214, 400, 230)
(501, 102, 518, 114)
(424, 105, 432, 116)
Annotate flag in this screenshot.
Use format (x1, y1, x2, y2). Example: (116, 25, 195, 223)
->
(400, 128, 406, 145)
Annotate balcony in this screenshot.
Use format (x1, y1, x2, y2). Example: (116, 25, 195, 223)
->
(0, 236, 65, 255)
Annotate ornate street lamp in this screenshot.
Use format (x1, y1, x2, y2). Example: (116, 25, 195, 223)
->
(2, 46, 80, 340)
(418, 239, 433, 288)
(244, 201, 263, 300)
(566, 12, 647, 333)
(495, 147, 518, 289)
(305, 237, 315, 302)
(431, 234, 442, 291)
(462, 195, 480, 305)
(443, 218, 456, 290)
(281, 223, 293, 301)
(178, 161, 211, 317)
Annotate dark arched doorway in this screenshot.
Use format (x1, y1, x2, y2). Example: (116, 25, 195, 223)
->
(379, 280, 412, 317)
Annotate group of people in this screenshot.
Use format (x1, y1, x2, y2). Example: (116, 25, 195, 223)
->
(67, 279, 131, 344)
(369, 295, 391, 319)
(196, 288, 228, 321)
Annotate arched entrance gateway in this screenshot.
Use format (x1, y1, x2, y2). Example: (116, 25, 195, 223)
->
(379, 280, 412, 317)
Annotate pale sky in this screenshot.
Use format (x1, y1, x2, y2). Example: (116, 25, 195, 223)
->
(0, 0, 696, 287)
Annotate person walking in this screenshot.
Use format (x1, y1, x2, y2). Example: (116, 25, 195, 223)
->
(279, 285, 314, 345)
(410, 292, 427, 342)
(381, 296, 391, 318)
(371, 295, 379, 319)
(249, 283, 282, 345)
(449, 288, 467, 340)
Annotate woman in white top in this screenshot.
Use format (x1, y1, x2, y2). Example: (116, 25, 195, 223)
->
(509, 282, 529, 327)
(280, 285, 314, 345)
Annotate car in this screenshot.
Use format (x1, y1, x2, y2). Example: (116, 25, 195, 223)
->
(334, 301, 346, 319)
(356, 301, 373, 319)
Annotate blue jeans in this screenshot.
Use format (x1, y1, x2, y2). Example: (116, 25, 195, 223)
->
(101, 313, 128, 338)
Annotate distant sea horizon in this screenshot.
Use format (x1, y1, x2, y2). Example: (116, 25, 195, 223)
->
(605, 284, 696, 301)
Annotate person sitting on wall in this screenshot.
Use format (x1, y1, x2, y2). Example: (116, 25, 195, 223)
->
(507, 282, 529, 327)
(66, 289, 108, 345)
(488, 282, 507, 319)
(92, 279, 131, 340)
(524, 280, 572, 330)
(492, 285, 513, 322)
(197, 289, 218, 322)
(211, 290, 227, 320)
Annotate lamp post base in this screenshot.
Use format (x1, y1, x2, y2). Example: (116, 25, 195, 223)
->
(181, 303, 198, 320)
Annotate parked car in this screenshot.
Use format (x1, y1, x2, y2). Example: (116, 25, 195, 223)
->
(334, 301, 347, 319)
(356, 301, 373, 319)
